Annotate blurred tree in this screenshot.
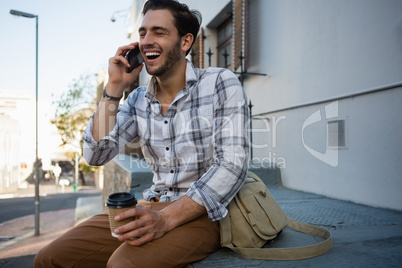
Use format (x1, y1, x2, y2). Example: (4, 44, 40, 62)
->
(50, 73, 98, 177)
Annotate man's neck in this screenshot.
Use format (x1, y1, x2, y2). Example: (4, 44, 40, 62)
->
(155, 58, 187, 115)
(155, 58, 187, 102)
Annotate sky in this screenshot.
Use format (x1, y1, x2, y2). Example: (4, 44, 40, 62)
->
(0, 0, 133, 115)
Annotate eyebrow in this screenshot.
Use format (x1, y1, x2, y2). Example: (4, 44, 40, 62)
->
(138, 26, 169, 34)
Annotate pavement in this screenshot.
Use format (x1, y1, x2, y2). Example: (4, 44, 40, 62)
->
(1, 180, 402, 267)
(0, 183, 102, 268)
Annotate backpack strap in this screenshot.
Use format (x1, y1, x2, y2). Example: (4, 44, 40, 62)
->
(220, 204, 332, 260)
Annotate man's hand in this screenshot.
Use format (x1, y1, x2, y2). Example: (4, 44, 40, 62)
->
(92, 42, 144, 142)
(113, 205, 169, 246)
(106, 42, 144, 98)
(113, 196, 206, 246)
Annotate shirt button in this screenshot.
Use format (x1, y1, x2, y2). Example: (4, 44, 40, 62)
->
(166, 147, 169, 151)
(170, 170, 174, 173)
(164, 120, 168, 124)
(169, 187, 173, 191)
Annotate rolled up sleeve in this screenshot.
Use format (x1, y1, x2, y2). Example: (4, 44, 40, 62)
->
(83, 94, 140, 166)
(187, 70, 249, 221)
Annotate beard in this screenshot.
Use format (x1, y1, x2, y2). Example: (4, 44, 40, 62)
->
(145, 39, 182, 77)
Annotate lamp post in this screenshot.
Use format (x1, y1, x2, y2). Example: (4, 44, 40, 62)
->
(10, 9, 40, 236)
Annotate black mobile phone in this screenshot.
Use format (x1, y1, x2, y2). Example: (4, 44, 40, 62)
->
(125, 46, 144, 73)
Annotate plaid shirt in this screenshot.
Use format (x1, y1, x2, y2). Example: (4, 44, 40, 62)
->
(83, 60, 249, 221)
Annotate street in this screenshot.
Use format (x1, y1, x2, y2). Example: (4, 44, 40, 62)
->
(0, 184, 101, 268)
(0, 190, 99, 224)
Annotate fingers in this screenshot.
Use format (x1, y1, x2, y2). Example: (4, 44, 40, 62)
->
(113, 206, 146, 236)
(109, 42, 143, 75)
(115, 221, 146, 239)
(107, 42, 143, 87)
(113, 207, 166, 246)
(110, 42, 140, 69)
(131, 62, 144, 75)
(115, 42, 139, 57)
(114, 215, 154, 246)
(125, 232, 153, 246)
(114, 206, 144, 221)
(119, 224, 154, 246)
(109, 55, 130, 70)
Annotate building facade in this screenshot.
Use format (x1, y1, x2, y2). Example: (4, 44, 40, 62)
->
(127, 0, 402, 211)
(0, 90, 33, 192)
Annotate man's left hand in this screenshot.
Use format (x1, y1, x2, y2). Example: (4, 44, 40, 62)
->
(113, 205, 169, 246)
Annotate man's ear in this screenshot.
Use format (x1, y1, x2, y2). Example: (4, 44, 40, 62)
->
(181, 33, 194, 53)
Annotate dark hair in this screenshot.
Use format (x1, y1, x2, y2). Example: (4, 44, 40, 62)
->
(142, 0, 202, 55)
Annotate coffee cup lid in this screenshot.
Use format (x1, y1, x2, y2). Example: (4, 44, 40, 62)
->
(106, 192, 137, 208)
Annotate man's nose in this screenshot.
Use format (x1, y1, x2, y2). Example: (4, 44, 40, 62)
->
(141, 33, 155, 47)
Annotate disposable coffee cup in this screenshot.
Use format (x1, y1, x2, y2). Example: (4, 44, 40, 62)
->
(106, 192, 137, 238)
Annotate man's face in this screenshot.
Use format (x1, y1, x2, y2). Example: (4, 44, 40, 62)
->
(139, 9, 183, 77)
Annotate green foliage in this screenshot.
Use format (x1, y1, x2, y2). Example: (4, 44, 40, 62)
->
(51, 73, 98, 172)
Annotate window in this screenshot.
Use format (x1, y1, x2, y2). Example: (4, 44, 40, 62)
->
(204, 0, 246, 70)
(217, 18, 232, 68)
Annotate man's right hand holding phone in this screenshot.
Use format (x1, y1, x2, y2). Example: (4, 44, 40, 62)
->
(93, 43, 143, 142)
(106, 42, 144, 99)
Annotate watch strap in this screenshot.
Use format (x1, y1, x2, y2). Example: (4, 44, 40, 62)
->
(102, 89, 122, 101)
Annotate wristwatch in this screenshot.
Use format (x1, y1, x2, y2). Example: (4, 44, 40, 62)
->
(102, 89, 122, 101)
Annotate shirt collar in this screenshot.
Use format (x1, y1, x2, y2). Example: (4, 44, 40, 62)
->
(185, 59, 198, 88)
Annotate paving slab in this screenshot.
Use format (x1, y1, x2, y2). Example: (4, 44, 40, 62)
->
(192, 186, 402, 267)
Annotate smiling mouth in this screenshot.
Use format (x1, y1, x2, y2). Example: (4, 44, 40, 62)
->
(145, 52, 161, 60)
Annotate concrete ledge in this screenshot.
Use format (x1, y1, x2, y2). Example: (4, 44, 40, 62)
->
(103, 154, 153, 208)
(78, 162, 402, 267)
(75, 195, 103, 223)
(248, 163, 281, 186)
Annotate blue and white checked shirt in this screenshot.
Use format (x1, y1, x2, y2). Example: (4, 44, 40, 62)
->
(83, 60, 249, 221)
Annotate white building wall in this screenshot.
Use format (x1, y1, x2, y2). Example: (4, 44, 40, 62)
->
(247, 0, 402, 210)
(257, 88, 402, 211)
(246, 0, 402, 114)
(127, 0, 402, 210)
(0, 91, 33, 192)
(0, 115, 20, 192)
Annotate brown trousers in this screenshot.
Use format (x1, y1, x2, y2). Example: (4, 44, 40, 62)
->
(34, 201, 221, 268)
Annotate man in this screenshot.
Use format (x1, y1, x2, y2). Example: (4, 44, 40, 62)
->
(34, 0, 249, 267)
